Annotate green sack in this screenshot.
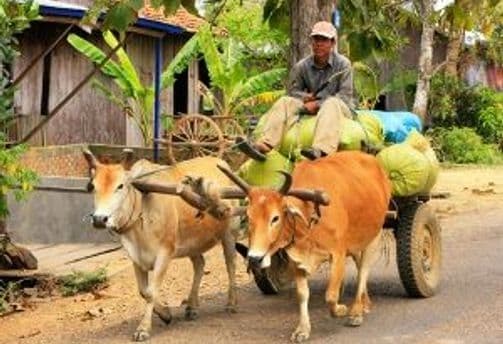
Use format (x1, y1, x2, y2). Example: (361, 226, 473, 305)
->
(253, 115, 268, 140)
(278, 116, 317, 157)
(339, 117, 367, 151)
(238, 150, 293, 188)
(377, 143, 430, 196)
(356, 112, 385, 148)
(405, 129, 439, 193)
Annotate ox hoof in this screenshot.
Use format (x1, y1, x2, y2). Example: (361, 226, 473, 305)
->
(330, 304, 348, 318)
(346, 315, 364, 327)
(184, 306, 199, 321)
(225, 304, 237, 314)
(154, 305, 172, 325)
(290, 328, 310, 343)
(132, 329, 150, 342)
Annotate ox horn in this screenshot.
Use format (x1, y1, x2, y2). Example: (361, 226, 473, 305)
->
(83, 149, 98, 170)
(277, 171, 292, 195)
(217, 163, 250, 195)
(121, 149, 134, 170)
(287, 188, 330, 206)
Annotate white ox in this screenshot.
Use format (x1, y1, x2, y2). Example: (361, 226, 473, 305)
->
(83, 150, 239, 341)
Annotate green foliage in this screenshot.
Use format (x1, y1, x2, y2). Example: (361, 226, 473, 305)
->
(0, 145, 38, 217)
(486, 25, 503, 65)
(59, 268, 108, 296)
(194, 24, 286, 117)
(428, 127, 502, 164)
(0, 0, 39, 220)
(428, 73, 464, 127)
(429, 73, 503, 148)
(161, 34, 200, 89)
(338, 0, 408, 61)
(216, 0, 288, 73)
(477, 98, 503, 148)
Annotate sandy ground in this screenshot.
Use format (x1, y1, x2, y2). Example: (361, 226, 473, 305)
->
(1, 165, 502, 344)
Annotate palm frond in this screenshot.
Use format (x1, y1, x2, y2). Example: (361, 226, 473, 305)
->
(198, 24, 226, 88)
(232, 67, 286, 101)
(197, 81, 224, 116)
(161, 33, 200, 89)
(102, 31, 142, 94)
(67, 34, 134, 96)
(235, 89, 285, 110)
(91, 79, 129, 110)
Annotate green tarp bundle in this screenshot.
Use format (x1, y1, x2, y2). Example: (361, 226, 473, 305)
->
(276, 115, 384, 157)
(377, 130, 439, 196)
(238, 150, 293, 188)
(356, 111, 385, 149)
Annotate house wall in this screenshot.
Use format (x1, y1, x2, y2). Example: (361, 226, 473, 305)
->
(13, 22, 126, 145)
(12, 20, 200, 146)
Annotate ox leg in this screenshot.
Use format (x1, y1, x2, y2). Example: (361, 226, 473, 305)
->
(350, 252, 371, 314)
(133, 253, 171, 342)
(185, 254, 205, 320)
(291, 268, 311, 343)
(132, 264, 153, 342)
(347, 232, 381, 327)
(326, 252, 348, 318)
(222, 230, 237, 313)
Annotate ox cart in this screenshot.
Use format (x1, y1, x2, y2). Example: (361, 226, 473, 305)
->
(246, 193, 441, 299)
(134, 174, 442, 299)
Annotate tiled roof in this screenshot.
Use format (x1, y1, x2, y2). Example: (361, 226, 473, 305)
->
(139, 4, 206, 33)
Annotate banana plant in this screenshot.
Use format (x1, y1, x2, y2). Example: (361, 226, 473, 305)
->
(67, 31, 154, 144)
(194, 24, 286, 118)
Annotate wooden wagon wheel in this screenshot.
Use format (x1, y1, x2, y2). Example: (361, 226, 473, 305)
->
(220, 118, 245, 142)
(166, 114, 225, 164)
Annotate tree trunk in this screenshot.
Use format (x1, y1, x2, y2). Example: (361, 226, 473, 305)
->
(289, 0, 333, 68)
(445, 30, 464, 77)
(412, 0, 435, 122)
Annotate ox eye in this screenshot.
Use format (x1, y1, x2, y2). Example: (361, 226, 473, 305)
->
(271, 215, 280, 225)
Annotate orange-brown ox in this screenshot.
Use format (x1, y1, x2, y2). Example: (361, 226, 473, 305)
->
(83, 150, 239, 342)
(218, 151, 391, 342)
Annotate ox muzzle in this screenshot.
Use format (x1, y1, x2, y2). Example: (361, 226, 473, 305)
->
(91, 214, 109, 229)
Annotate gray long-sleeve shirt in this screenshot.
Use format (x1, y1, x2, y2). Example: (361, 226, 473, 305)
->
(288, 51, 354, 109)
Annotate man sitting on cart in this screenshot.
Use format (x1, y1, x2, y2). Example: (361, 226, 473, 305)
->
(237, 20, 354, 161)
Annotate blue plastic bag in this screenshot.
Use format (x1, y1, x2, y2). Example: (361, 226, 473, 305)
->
(364, 111, 422, 143)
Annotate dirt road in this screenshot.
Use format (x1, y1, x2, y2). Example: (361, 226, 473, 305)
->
(1, 166, 502, 344)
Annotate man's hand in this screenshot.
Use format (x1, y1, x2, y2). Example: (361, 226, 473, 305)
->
(303, 93, 316, 103)
(303, 100, 319, 114)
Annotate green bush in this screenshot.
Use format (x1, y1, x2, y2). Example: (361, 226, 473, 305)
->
(477, 94, 503, 148)
(429, 73, 503, 149)
(59, 268, 108, 296)
(456, 86, 497, 129)
(427, 127, 502, 164)
(428, 73, 463, 127)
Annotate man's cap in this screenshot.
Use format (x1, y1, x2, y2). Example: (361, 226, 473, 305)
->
(310, 21, 337, 39)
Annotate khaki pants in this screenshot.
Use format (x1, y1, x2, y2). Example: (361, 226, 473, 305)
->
(259, 96, 352, 154)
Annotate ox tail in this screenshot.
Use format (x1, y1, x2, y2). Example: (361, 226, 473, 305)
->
(380, 229, 394, 267)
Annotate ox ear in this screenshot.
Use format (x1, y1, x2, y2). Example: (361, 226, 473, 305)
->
(121, 149, 134, 170)
(284, 204, 309, 227)
(83, 149, 98, 177)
